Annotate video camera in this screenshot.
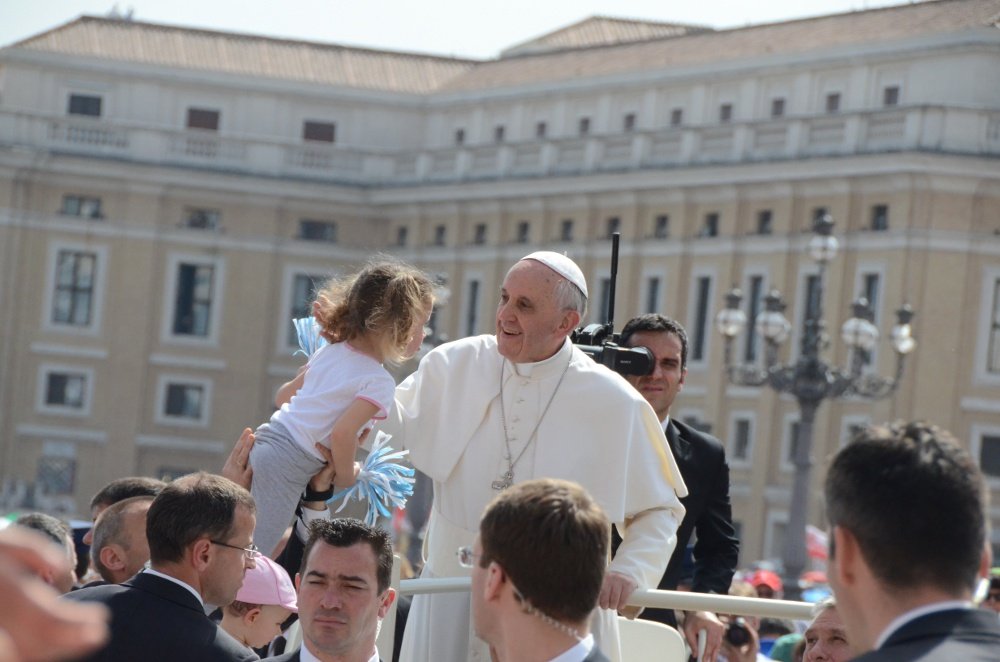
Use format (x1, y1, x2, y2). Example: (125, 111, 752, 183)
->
(571, 233, 653, 377)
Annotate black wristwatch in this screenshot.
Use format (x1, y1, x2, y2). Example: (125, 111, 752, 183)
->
(302, 485, 334, 502)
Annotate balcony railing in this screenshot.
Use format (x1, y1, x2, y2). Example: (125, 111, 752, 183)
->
(0, 105, 995, 187)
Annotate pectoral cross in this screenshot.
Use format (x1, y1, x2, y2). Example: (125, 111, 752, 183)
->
(491, 471, 513, 491)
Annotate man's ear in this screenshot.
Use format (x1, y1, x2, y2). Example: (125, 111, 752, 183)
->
(99, 545, 126, 572)
(484, 562, 506, 602)
(295, 572, 301, 591)
(831, 525, 859, 587)
(558, 309, 581, 335)
(377, 588, 397, 619)
(190, 538, 213, 572)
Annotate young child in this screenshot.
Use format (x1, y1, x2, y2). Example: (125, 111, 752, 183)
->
(220, 555, 297, 652)
(249, 259, 434, 556)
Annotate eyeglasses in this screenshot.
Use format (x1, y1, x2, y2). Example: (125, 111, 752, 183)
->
(456, 546, 480, 569)
(210, 540, 261, 562)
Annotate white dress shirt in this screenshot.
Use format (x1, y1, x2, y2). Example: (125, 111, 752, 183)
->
(549, 633, 595, 662)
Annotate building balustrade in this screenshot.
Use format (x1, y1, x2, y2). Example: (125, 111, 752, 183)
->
(0, 105, 994, 186)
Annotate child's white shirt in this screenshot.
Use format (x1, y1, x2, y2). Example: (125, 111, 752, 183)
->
(271, 341, 395, 461)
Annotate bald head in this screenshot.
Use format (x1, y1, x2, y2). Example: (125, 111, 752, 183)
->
(91, 496, 153, 584)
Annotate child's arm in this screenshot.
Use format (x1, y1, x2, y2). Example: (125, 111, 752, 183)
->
(275, 364, 308, 408)
(328, 399, 381, 489)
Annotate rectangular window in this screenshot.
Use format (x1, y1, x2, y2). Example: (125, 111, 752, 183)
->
(473, 223, 487, 245)
(645, 277, 661, 314)
(883, 86, 900, 107)
(298, 219, 337, 242)
(732, 418, 752, 462)
(183, 207, 220, 231)
(598, 278, 612, 323)
(186, 108, 220, 131)
(624, 113, 636, 132)
(825, 93, 841, 114)
(871, 204, 889, 232)
(172, 263, 215, 337)
(719, 103, 733, 123)
(989, 279, 1000, 373)
(52, 250, 96, 326)
(433, 225, 447, 246)
(303, 120, 336, 143)
(606, 216, 620, 238)
(771, 98, 785, 118)
(692, 276, 711, 361)
(654, 214, 669, 239)
(701, 213, 719, 238)
(535, 121, 547, 139)
(36, 456, 76, 495)
(670, 108, 683, 127)
(455, 128, 465, 146)
(757, 210, 773, 235)
(61, 195, 103, 219)
(578, 117, 591, 136)
(164, 382, 205, 420)
(560, 219, 574, 242)
(744, 276, 764, 363)
(45, 372, 87, 409)
(68, 93, 102, 117)
(494, 125, 505, 143)
(860, 272, 882, 365)
(517, 221, 530, 244)
(980, 435, 1000, 478)
(396, 226, 409, 247)
(465, 280, 480, 336)
(287, 274, 323, 346)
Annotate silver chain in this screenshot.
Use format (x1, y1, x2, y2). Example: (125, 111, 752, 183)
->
(492, 350, 572, 490)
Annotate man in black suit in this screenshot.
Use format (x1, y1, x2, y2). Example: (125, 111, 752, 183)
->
(466, 479, 611, 662)
(620, 314, 739, 660)
(66, 472, 258, 662)
(826, 421, 1000, 661)
(263, 518, 396, 662)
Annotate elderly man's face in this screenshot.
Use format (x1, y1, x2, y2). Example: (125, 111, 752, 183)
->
(804, 606, 851, 662)
(496, 260, 578, 364)
(296, 541, 394, 659)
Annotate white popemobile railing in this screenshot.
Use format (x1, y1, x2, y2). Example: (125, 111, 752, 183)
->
(375, 561, 816, 661)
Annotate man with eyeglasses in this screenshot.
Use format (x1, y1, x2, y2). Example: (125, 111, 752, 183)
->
(66, 472, 259, 662)
(463, 479, 610, 662)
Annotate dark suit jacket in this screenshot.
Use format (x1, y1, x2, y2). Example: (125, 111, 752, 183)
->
(65, 571, 257, 662)
(615, 418, 739, 628)
(852, 608, 1000, 661)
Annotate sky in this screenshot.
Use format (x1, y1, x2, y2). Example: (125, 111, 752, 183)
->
(1, 0, 906, 59)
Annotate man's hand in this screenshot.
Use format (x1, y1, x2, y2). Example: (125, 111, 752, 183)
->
(683, 610, 726, 662)
(0, 527, 110, 661)
(308, 443, 337, 499)
(599, 571, 638, 613)
(221, 428, 255, 490)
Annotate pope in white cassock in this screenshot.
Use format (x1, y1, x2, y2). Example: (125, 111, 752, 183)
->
(384, 252, 687, 662)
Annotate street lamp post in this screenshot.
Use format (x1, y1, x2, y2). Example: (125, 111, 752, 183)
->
(714, 214, 917, 597)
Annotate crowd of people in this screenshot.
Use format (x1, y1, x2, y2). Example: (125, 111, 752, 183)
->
(2, 252, 999, 662)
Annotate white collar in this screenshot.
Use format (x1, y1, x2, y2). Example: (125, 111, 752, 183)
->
(142, 568, 204, 606)
(510, 338, 573, 379)
(548, 633, 595, 662)
(661, 415, 671, 432)
(299, 641, 379, 662)
(874, 600, 973, 649)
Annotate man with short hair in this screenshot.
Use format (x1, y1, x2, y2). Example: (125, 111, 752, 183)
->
(89, 496, 154, 584)
(619, 314, 739, 659)
(468, 478, 610, 662)
(802, 599, 852, 662)
(67, 472, 258, 662)
(82, 476, 166, 546)
(826, 421, 1000, 660)
(14, 512, 78, 593)
(385, 252, 686, 661)
(263, 518, 396, 662)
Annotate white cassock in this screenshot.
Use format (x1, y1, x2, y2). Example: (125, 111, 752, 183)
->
(385, 335, 687, 662)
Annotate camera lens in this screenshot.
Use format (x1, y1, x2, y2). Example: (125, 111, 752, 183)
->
(725, 618, 751, 647)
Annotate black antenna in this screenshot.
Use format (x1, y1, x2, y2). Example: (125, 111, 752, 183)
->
(607, 232, 620, 334)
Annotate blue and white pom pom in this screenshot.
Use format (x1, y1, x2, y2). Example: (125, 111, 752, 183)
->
(293, 316, 328, 358)
(329, 431, 416, 526)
